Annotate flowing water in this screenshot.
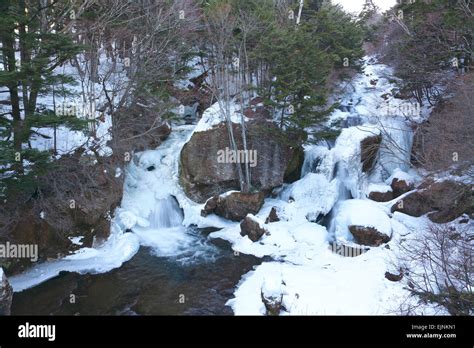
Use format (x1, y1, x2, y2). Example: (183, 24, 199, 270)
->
(11, 237, 262, 315)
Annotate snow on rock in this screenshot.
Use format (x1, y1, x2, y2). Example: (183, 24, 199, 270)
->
(331, 199, 392, 243)
(368, 183, 392, 193)
(386, 168, 415, 185)
(193, 101, 248, 133)
(69, 236, 84, 246)
(211, 197, 329, 262)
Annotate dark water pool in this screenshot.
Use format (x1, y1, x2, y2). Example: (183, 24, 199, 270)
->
(11, 239, 261, 315)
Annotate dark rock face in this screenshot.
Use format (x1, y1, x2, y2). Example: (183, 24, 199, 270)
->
(265, 207, 280, 224)
(391, 178, 414, 198)
(0, 207, 112, 275)
(349, 225, 391, 247)
(369, 190, 394, 202)
(240, 215, 268, 242)
(391, 181, 473, 223)
(201, 191, 265, 222)
(0, 269, 13, 315)
(360, 135, 382, 173)
(180, 120, 305, 203)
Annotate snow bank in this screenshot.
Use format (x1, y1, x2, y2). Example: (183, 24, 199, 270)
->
(228, 252, 406, 315)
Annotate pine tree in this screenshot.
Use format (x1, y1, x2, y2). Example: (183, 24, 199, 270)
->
(255, 2, 364, 140)
(0, 0, 86, 197)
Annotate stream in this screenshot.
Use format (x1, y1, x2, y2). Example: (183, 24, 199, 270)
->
(12, 237, 262, 315)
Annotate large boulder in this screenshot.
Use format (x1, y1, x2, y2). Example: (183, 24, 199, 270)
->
(0, 268, 13, 315)
(240, 215, 268, 242)
(391, 180, 473, 223)
(180, 120, 304, 203)
(201, 191, 265, 222)
(348, 225, 391, 247)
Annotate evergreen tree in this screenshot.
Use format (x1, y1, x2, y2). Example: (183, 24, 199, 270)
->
(254, 2, 364, 140)
(0, 0, 85, 197)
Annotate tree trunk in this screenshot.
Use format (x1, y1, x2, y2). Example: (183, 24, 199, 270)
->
(1, 24, 24, 173)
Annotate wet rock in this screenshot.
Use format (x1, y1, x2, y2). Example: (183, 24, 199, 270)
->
(369, 190, 393, 202)
(0, 268, 13, 315)
(360, 135, 382, 173)
(391, 180, 473, 223)
(349, 225, 391, 247)
(240, 215, 268, 242)
(391, 178, 414, 198)
(385, 270, 403, 282)
(155, 122, 171, 142)
(180, 120, 305, 203)
(265, 207, 280, 224)
(201, 191, 265, 222)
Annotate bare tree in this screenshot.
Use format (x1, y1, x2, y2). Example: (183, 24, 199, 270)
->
(397, 222, 473, 315)
(204, 1, 250, 192)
